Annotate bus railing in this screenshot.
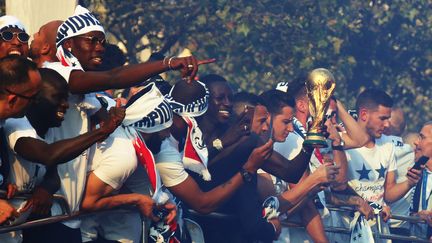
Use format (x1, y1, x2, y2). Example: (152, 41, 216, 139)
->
(188, 204, 430, 242)
(0, 191, 429, 242)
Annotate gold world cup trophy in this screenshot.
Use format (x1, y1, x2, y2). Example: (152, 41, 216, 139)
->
(303, 68, 336, 148)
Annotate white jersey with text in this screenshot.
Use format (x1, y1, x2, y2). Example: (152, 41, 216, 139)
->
(345, 136, 397, 205)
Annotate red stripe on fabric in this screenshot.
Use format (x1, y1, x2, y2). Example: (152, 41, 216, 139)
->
(133, 137, 158, 191)
(183, 117, 203, 163)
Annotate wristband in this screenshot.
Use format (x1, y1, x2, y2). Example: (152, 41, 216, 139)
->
(168, 57, 175, 70)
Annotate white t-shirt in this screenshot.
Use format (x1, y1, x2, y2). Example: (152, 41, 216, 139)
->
(155, 135, 189, 188)
(0, 119, 4, 185)
(3, 117, 46, 193)
(45, 62, 91, 228)
(345, 136, 397, 205)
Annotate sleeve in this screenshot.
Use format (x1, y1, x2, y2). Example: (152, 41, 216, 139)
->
(43, 61, 81, 82)
(155, 137, 189, 187)
(156, 162, 189, 187)
(3, 118, 37, 152)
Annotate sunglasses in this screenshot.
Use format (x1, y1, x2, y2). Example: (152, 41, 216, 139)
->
(76, 35, 107, 46)
(5, 88, 38, 101)
(0, 31, 30, 43)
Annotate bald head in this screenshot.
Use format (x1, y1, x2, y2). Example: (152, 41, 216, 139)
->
(29, 20, 63, 66)
(384, 107, 406, 136)
(43, 20, 63, 47)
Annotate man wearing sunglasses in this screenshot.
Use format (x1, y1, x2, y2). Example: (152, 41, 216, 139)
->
(0, 55, 41, 226)
(0, 56, 41, 120)
(0, 15, 30, 58)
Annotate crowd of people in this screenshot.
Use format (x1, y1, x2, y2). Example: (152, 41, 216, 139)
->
(0, 4, 430, 243)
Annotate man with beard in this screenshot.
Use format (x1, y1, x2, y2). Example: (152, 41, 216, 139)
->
(28, 6, 192, 241)
(0, 55, 41, 225)
(3, 68, 142, 242)
(328, 89, 422, 243)
(156, 79, 277, 242)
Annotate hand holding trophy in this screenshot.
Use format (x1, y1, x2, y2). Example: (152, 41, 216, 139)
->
(303, 68, 336, 148)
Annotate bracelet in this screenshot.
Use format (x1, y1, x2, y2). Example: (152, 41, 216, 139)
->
(162, 57, 169, 69)
(168, 57, 175, 70)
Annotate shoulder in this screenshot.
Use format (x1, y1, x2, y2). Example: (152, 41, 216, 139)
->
(376, 135, 397, 151)
(43, 61, 83, 82)
(274, 132, 303, 159)
(155, 136, 182, 164)
(3, 117, 36, 137)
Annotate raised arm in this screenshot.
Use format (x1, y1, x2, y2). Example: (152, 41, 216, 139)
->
(337, 100, 368, 149)
(68, 57, 215, 94)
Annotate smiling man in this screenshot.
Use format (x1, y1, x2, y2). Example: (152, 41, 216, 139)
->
(0, 56, 41, 231)
(0, 15, 30, 58)
(410, 122, 432, 240)
(2, 68, 127, 243)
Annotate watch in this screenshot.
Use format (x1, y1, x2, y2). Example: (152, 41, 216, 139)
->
(332, 139, 345, 151)
(212, 138, 223, 151)
(240, 168, 254, 183)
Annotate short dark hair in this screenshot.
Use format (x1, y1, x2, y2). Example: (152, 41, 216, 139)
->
(233, 92, 264, 107)
(171, 79, 206, 105)
(259, 89, 295, 115)
(287, 76, 307, 101)
(38, 68, 68, 91)
(0, 56, 37, 94)
(200, 74, 228, 86)
(355, 88, 393, 111)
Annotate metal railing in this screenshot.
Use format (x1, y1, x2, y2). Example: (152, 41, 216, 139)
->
(0, 191, 138, 234)
(189, 205, 431, 242)
(0, 192, 429, 242)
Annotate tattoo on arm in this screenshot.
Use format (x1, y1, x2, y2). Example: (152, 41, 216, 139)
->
(324, 190, 362, 207)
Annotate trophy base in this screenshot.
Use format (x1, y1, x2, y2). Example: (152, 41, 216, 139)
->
(303, 133, 328, 148)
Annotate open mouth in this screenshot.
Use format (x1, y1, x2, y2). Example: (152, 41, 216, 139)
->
(91, 57, 103, 65)
(218, 110, 230, 118)
(56, 111, 66, 120)
(8, 50, 22, 56)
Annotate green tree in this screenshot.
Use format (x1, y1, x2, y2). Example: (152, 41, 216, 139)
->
(84, 0, 432, 132)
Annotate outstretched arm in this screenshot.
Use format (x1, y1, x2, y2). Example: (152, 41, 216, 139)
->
(68, 57, 215, 94)
(261, 146, 314, 183)
(167, 140, 274, 214)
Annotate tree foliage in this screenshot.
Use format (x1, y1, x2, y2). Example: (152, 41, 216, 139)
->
(83, 0, 432, 132)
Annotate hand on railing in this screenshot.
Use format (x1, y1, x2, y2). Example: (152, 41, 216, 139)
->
(416, 210, 432, 226)
(380, 205, 391, 222)
(21, 187, 53, 216)
(354, 199, 374, 220)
